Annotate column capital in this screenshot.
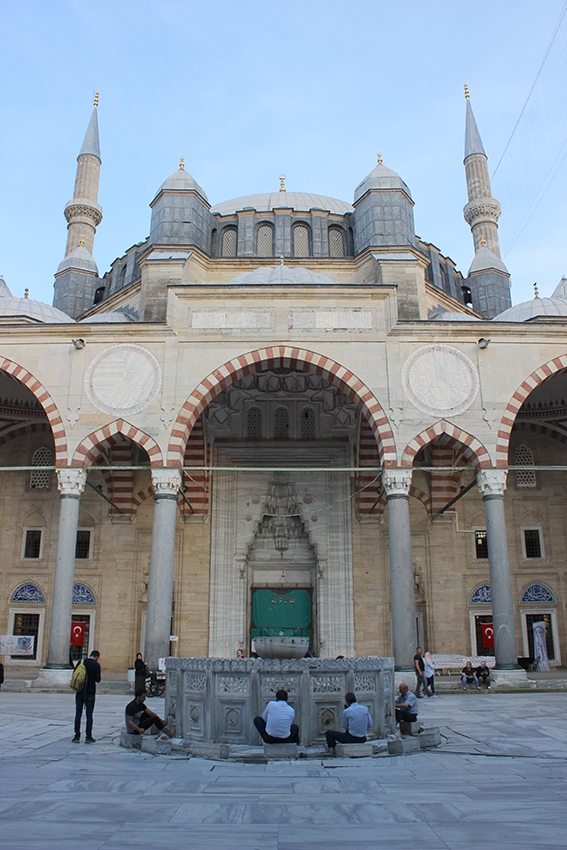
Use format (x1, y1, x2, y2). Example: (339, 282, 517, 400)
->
(56, 468, 86, 497)
(382, 468, 412, 497)
(477, 469, 507, 497)
(151, 468, 182, 498)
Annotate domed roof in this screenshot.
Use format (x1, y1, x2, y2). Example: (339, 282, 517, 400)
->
(228, 265, 335, 286)
(212, 192, 353, 217)
(155, 166, 208, 203)
(552, 275, 567, 300)
(0, 276, 12, 298)
(433, 311, 480, 322)
(493, 296, 567, 322)
(0, 295, 74, 323)
(353, 160, 412, 204)
(468, 245, 509, 275)
(56, 245, 99, 276)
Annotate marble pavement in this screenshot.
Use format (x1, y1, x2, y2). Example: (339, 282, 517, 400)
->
(0, 690, 566, 848)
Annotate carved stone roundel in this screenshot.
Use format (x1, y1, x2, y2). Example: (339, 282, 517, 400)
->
(85, 344, 162, 416)
(402, 345, 479, 417)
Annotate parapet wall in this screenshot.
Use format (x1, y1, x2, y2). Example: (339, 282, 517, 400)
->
(165, 656, 395, 746)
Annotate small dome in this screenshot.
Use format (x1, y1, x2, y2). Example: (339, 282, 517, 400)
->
(228, 265, 335, 286)
(468, 245, 509, 275)
(212, 192, 353, 217)
(493, 296, 567, 322)
(552, 275, 567, 300)
(155, 167, 208, 203)
(353, 161, 412, 204)
(56, 245, 99, 276)
(0, 296, 74, 323)
(433, 311, 480, 322)
(0, 276, 12, 298)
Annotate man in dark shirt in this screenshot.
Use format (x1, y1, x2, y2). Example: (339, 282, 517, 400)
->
(414, 646, 430, 698)
(73, 650, 101, 743)
(125, 690, 175, 737)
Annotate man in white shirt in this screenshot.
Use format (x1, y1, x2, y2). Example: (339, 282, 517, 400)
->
(254, 689, 300, 743)
(325, 692, 372, 751)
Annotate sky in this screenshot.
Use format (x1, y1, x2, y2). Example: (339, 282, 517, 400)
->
(1, 0, 566, 309)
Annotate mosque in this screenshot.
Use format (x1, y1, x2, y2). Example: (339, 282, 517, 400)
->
(1, 88, 566, 683)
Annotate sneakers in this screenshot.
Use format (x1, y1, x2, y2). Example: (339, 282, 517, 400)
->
(72, 735, 80, 743)
(462, 686, 466, 690)
(487, 685, 491, 689)
(85, 737, 96, 743)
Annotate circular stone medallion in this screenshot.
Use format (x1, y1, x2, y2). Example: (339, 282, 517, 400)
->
(85, 344, 162, 416)
(402, 344, 479, 417)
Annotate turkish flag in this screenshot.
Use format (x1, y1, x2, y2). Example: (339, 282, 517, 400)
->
(70, 622, 85, 647)
(481, 623, 494, 649)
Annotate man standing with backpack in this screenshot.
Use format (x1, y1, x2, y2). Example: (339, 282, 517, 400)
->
(72, 650, 101, 743)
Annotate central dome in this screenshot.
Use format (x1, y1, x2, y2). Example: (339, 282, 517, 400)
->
(212, 191, 353, 217)
(228, 266, 335, 286)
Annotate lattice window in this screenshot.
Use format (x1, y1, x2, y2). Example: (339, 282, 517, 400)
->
(515, 444, 536, 488)
(247, 407, 262, 440)
(30, 446, 52, 489)
(72, 583, 96, 605)
(523, 528, 542, 559)
(274, 406, 289, 439)
(11, 582, 45, 604)
(300, 407, 316, 439)
(257, 225, 273, 257)
(24, 529, 42, 559)
(221, 228, 237, 257)
(75, 530, 92, 559)
(329, 228, 345, 257)
(474, 530, 488, 559)
(293, 225, 309, 257)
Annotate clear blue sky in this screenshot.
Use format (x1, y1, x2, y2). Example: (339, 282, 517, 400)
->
(1, 0, 566, 309)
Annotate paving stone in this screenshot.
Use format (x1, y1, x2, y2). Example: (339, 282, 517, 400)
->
(335, 742, 373, 758)
(372, 739, 389, 754)
(263, 743, 298, 759)
(418, 727, 441, 749)
(191, 741, 230, 759)
(387, 737, 420, 755)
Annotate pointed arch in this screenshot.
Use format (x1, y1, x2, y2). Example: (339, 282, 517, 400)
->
(71, 418, 163, 466)
(401, 419, 491, 467)
(167, 346, 395, 467)
(496, 355, 567, 465)
(0, 357, 67, 463)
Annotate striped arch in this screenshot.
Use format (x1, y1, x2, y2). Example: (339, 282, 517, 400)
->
(401, 420, 491, 468)
(0, 422, 51, 448)
(496, 355, 567, 465)
(0, 357, 67, 464)
(71, 419, 163, 467)
(514, 421, 567, 446)
(167, 346, 395, 467)
(132, 485, 154, 510)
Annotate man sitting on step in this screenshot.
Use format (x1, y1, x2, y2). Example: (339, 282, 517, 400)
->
(395, 682, 419, 725)
(325, 692, 372, 751)
(254, 689, 300, 744)
(125, 690, 175, 737)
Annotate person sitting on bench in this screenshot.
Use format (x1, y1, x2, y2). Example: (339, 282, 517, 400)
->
(394, 682, 419, 724)
(254, 689, 300, 744)
(125, 690, 175, 737)
(325, 692, 372, 751)
(461, 660, 481, 690)
(475, 661, 491, 689)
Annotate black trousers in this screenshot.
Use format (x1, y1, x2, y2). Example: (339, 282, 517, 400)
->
(130, 710, 166, 734)
(254, 716, 299, 744)
(325, 730, 367, 749)
(75, 691, 96, 738)
(395, 707, 418, 724)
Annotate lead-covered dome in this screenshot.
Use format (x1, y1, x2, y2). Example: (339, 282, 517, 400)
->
(0, 295, 74, 323)
(228, 265, 335, 286)
(353, 161, 413, 204)
(154, 166, 208, 203)
(212, 192, 353, 217)
(493, 296, 567, 322)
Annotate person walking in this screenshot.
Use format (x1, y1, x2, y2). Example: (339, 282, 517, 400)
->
(134, 652, 148, 694)
(424, 651, 437, 697)
(414, 646, 430, 698)
(73, 650, 101, 743)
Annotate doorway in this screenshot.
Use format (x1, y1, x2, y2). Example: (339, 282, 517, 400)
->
(251, 588, 313, 650)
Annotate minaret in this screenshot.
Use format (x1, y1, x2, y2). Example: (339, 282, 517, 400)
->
(64, 92, 103, 255)
(462, 84, 501, 257)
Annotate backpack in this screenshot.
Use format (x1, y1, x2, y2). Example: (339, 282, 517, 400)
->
(70, 660, 87, 692)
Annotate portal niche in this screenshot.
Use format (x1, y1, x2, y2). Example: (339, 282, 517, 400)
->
(251, 589, 313, 648)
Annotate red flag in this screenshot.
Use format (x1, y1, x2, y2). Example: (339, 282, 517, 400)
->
(481, 623, 494, 649)
(70, 622, 85, 647)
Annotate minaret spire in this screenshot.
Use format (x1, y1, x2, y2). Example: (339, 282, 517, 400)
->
(63, 93, 103, 257)
(462, 85, 501, 257)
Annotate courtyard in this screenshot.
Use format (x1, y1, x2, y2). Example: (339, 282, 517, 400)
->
(0, 690, 566, 848)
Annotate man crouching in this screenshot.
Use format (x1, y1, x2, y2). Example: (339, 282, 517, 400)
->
(254, 689, 300, 744)
(125, 690, 175, 737)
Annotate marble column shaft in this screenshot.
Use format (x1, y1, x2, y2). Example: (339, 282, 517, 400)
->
(45, 469, 86, 668)
(383, 470, 416, 670)
(145, 469, 181, 670)
(477, 469, 519, 668)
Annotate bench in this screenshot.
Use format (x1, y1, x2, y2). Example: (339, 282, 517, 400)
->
(432, 654, 495, 676)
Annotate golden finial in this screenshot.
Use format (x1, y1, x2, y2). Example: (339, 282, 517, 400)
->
(179, 157, 185, 170)
(480, 235, 486, 247)
(534, 283, 540, 299)
(24, 288, 29, 299)
(93, 90, 99, 107)
(464, 82, 470, 99)
(377, 152, 383, 165)
(79, 238, 85, 246)
(279, 174, 286, 192)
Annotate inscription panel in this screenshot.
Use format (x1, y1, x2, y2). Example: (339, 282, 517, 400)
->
(290, 307, 376, 333)
(188, 308, 275, 333)
(85, 344, 162, 416)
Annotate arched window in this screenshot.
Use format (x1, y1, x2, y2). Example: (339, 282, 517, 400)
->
(73, 583, 96, 605)
(30, 447, 52, 489)
(211, 228, 218, 256)
(293, 224, 310, 258)
(221, 228, 237, 257)
(520, 583, 555, 604)
(11, 582, 45, 604)
(328, 228, 345, 257)
(469, 584, 491, 605)
(247, 407, 262, 440)
(274, 406, 289, 439)
(120, 264, 128, 288)
(257, 224, 274, 257)
(300, 407, 316, 439)
(514, 444, 536, 488)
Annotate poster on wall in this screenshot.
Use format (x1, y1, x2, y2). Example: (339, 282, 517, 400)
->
(0, 635, 35, 655)
(532, 621, 550, 671)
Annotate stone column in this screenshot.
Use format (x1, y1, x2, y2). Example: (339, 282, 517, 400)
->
(477, 469, 520, 669)
(44, 469, 87, 669)
(382, 469, 416, 670)
(145, 469, 181, 669)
